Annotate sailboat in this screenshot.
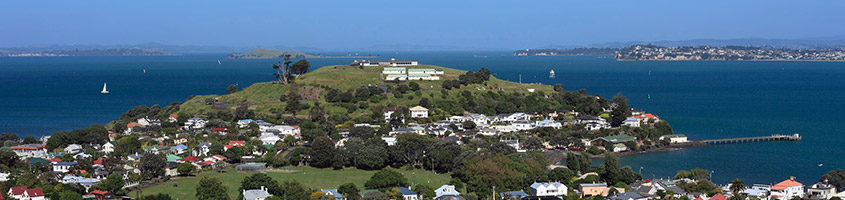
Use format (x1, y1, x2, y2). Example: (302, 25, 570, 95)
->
(101, 83, 109, 94)
(218, 59, 222, 65)
(143, 69, 146, 73)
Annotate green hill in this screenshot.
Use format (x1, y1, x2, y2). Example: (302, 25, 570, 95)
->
(226, 48, 318, 59)
(174, 64, 554, 119)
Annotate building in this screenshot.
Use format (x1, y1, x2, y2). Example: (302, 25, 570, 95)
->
(770, 177, 804, 200)
(137, 117, 161, 127)
(410, 106, 429, 118)
(478, 128, 501, 136)
(102, 142, 115, 154)
(386, 74, 408, 81)
(320, 189, 345, 200)
(623, 117, 641, 127)
(512, 120, 535, 130)
(407, 73, 440, 80)
(361, 59, 418, 67)
(8, 186, 45, 200)
(183, 118, 209, 130)
(467, 114, 490, 127)
(382, 67, 406, 74)
(807, 181, 837, 199)
(579, 183, 622, 198)
(608, 192, 647, 200)
(61, 175, 101, 191)
(53, 162, 78, 173)
(407, 68, 443, 75)
(125, 122, 145, 134)
(168, 114, 179, 123)
(164, 162, 180, 177)
(590, 135, 637, 149)
(398, 187, 420, 200)
(238, 119, 255, 128)
(64, 144, 83, 154)
(659, 134, 688, 143)
(435, 185, 461, 198)
(530, 182, 568, 196)
(535, 120, 563, 129)
(243, 186, 273, 200)
(709, 193, 728, 200)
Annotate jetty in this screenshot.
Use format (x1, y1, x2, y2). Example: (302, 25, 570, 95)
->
(698, 134, 801, 145)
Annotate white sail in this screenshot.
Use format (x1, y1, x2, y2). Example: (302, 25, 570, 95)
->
(101, 83, 109, 94)
(218, 59, 222, 65)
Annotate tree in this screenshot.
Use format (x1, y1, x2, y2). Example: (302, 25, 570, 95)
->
(310, 102, 326, 122)
(549, 168, 576, 182)
(0, 150, 20, 168)
(177, 162, 195, 176)
(463, 121, 477, 130)
(364, 169, 409, 190)
(610, 93, 630, 127)
(197, 177, 229, 200)
(821, 169, 845, 190)
(396, 133, 431, 166)
(140, 153, 165, 179)
(272, 55, 292, 85)
(227, 84, 238, 94)
(140, 193, 173, 200)
(349, 126, 376, 139)
(239, 173, 282, 198)
(22, 136, 39, 144)
(409, 82, 420, 91)
(59, 191, 83, 200)
(363, 191, 389, 200)
(729, 178, 746, 199)
(286, 94, 304, 116)
(95, 174, 126, 194)
(225, 146, 245, 163)
(280, 180, 310, 200)
(522, 137, 544, 151)
(554, 83, 564, 92)
(418, 97, 430, 108)
(424, 140, 462, 173)
(291, 59, 311, 75)
(0, 133, 19, 141)
(310, 137, 337, 168)
(338, 183, 360, 200)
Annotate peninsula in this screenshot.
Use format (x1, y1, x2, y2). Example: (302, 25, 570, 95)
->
(227, 48, 379, 59)
(616, 44, 845, 61)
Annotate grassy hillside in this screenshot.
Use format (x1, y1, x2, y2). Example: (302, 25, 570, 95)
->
(131, 167, 450, 200)
(175, 64, 553, 120)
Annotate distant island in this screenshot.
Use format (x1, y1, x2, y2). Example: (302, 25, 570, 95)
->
(617, 44, 845, 61)
(227, 48, 379, 59)
(0, 48, 174, 57)
(513, 47, 617, 56)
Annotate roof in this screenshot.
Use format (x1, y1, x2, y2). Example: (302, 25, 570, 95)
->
(609, 192, 644, 200)
(386, 74, 407, 78)
(180, 156, 200, 162)
(321, 189, 343, 198)
(243, 189, 273, 200)
(663, 134, 687, 138)
(166, 154, 182, 162)
(408, 73, 432, 77)
(398, 187, 417, 196)
(598, 135, 637, 143)
(408, 68, 435, 71)
(383, 67, 406, 71)
(25, 188, 44, 197)
(91, 190, 109, 195)
(710, 193, 727, 200)
(531, 182, 566, 189)
(580, 183, 608, 187)
(11, 144, 45, 150)
(410, 106, 428, 111)
(55, 161, 78, 166)
(9, 186, 27, 195)
(772, 178, 803, 190)
(127, 122, 144, 128)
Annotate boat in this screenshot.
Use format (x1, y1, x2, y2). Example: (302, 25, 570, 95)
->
(549, 69, 555, 78)
(100, 83, 109, 94)
(218, 59, 222, 65)
(143, 69, 146, 73)
(819, 164, 824, 167)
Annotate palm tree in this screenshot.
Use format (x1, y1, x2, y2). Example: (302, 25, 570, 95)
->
(730, 178, 746, 200)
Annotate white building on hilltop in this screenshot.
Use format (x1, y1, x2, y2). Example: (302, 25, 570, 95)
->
(410, 106, 429, 118)
(530, 182, 568, 196)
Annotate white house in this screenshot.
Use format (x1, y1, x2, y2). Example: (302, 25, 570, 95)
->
(467, 114, 490, 127)
(479, 128, 502, 136)
(167, 114, 179, 123)
(435, 185, 460, 198)
(806, 182, 836, 199)
(491, 125, 518, 133)
(260, 134, 282, 145)
(659, 134, 688, 143)
(11, 144, 47, 158)
(53, 162, 77, 173)
(410, 106, 429, 118)
(398, 187, 420, 200)
(243, 186, 273, 200)
(530, 182, 568, 196)
(770, 177, 804, 200)
(448, 116, 468, 123)
(64, 144, 83, 154)
(512, 120, 535, 130)
(386, 74, 408, 81)
(137, 117, 161, 127)
(407, 73, 440, 80)
(535, 120, 563, 129)
(495, 113, 530, 123)
(238, 119, 255, 128)
(382, 67, 406, 74)
(102, 142, 115, 154)
(183, 118, 209, 130)
(61, 175, 102, 191)
(623, 117, 641, 127)
(407, 68, 442, 75)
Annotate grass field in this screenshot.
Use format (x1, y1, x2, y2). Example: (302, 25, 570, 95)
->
(131, 166, 451, 199)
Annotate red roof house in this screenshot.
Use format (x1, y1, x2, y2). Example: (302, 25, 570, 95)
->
(709, 193, 727, 200)
(180, 156, 201, 163)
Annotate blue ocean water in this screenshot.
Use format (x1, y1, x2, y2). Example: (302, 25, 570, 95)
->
(1, 52, 843, 185)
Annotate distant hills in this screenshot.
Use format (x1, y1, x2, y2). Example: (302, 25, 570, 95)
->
(541, 37, 845, 50)
(227, 48, 380, 59)
(0, 48, 174, 57)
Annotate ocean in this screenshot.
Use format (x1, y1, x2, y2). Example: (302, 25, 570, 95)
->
(1, 52, 843, 185)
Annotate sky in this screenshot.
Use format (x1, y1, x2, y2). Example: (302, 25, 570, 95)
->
(1, 0, 844, 50)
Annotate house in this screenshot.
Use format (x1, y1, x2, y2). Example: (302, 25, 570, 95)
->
(362, 59, 418, 67)
(183, 118, 209, 130)
(382, 137, 397, 146)
(590, 135, 637, 148)
(410, 106, 429, 118)
(61, 175, 101, 190)
(138, 117, 161, 127)
(407, 68, 442, 75)
(623, 117, 641, 127)
(579, 183, 622, 198)
(179, 156, 201, 164)
(398, 187, 420, 200)
(770, 177, 804, 200)
(127, 153, 144, 162)
(608, 192, 647, 200)
(238, 119, 255, 128)
(243, 186, 273, 200)
(659, 134, 688, 143)
(386, 74, 408, 81)
(535, 120, 563, 129)
(478, 128, 501, 136)
(490, 125, 518, 133)
(384, 107, 404, 123)
(168, 114, 179, 123)
(102, 142, 115, 154)
(407, 73, 440, 80)
(530, 182, 568, 196)
(612, 144, 628, 152)
(709, 193, 728, 200)
(449, 116, 468, 123)
(225, 141, 246, 151)
(8, 186, 45, 200)
(499, 191, 530, 199)
(125, 122, 145, 134)
(435, 185, 461, 198)
(0, 172, 9, 182)
(578, 115, 606, 124)
(467, 114, 490, 127)
(64, 144, 83, 154)
(170, 144, 188, 154)
(194, 142, 212, 156)
(164, 162, 180, 177)
(807, 181, 837, 199)
(173, 137, 189, 145)
(90, 190, 110, 200)
(53, 162, 78, 173)
(382, 67, 407, 74)
(495, 113, 530, 123)
(320, 189, 345, 200)
(260, 134, 281, 145)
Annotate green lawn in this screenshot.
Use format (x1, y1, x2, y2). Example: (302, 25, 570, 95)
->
(131, 166, 451, 199)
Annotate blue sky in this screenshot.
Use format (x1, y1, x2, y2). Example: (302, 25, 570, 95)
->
(1, 0, 844, 50)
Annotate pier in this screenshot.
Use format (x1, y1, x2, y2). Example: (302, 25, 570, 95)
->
(698, 134, 801, 145)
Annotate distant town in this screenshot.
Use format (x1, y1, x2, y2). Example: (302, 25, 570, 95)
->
(515, 45, 845, 61)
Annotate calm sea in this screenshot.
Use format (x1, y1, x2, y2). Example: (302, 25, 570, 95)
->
(1, 52, 843, 185)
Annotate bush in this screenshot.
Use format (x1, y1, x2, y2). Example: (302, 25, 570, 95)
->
(588, 146, 605, 155)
